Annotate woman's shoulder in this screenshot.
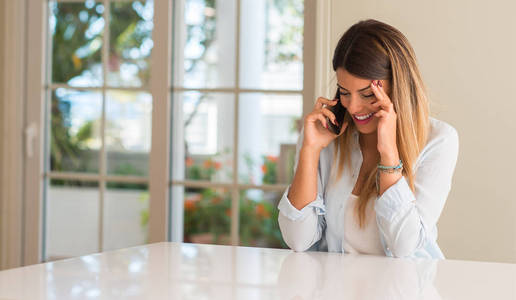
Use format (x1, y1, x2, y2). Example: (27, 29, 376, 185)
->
(428, 117, 459, 144)
(417, 117, 459, 165)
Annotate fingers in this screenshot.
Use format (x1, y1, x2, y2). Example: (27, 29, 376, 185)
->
(307, 106, 338, 124)
(371, 80, 393, 112)
(371, 100, 392, 112)
(374, 110, 388, 119)
(315, 114, 329, 129)
(314, 97, 338, 110)
(320, 107, 338, 126)
(306, 111, 328, 128)
(370, 80, 386, 103)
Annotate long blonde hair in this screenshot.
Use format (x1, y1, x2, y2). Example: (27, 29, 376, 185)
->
(331, 19, 430, 228)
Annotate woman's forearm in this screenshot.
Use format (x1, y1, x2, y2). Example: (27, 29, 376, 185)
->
(287, 146, 321, 210)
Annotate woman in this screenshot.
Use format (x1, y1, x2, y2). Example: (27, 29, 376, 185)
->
(277, 19, 459, 258)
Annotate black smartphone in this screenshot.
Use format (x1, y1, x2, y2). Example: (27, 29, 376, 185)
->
(326, 89, 347, 135)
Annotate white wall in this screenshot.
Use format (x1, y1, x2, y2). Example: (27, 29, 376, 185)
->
(324, 0, 515, 263)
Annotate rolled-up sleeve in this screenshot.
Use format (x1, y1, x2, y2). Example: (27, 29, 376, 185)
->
(277, 127, 327, 252)
(277, 186, 326, 221)
(375, 126, 459, 258)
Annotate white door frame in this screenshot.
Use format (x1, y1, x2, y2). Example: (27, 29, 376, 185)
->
(16, 0, 328, 266)
(21, 0, 174, 264)
(23, 0, 47, 266)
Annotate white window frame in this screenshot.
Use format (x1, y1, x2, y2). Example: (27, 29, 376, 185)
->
(21, 0, 322, 265)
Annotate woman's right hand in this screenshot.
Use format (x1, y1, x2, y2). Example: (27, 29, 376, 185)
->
(302, 97, 348, 152)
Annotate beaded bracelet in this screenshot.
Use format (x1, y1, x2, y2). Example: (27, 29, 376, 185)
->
(377, 159, 403, 173)
(376, 160, 403, 195)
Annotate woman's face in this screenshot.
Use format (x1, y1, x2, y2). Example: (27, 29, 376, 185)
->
(336, 68, 390, 135)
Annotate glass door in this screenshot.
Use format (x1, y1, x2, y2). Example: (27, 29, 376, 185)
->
(43, 0, 155, 260)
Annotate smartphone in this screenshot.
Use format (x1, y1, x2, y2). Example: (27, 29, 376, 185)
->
(326, 89, 348, 135)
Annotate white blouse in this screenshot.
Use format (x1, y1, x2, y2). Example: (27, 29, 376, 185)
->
(342, 193, 384, 255)
(277, 117, 460, 258)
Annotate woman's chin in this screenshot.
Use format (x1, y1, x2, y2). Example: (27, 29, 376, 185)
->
(355, 123, 377, 135)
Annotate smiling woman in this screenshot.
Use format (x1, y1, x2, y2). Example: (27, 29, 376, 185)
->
(278, 19, 459, 258)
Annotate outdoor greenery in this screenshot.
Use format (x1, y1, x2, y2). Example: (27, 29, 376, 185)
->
(182, 188, 286, 248)
(49, 0, 302, 249)
(50, 1, 152, 180)
(183, 156, 286, 248)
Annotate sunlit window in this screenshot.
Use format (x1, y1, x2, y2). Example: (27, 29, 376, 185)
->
(171, 0, 304, 248)
(42, 0, 308, 259)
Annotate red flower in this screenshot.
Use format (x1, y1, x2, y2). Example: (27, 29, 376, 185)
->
(211, 196, 222, 204)
(255, 203, 270, 218)
(185, 200, 196, 212)
(214, 161, 222, 170)
(261, 164, 267, 174)
(186, 157, 194, 167)
(203, 159, 212, 169)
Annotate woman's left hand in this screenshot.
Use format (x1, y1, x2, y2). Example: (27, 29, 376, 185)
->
(371, 80, 398, 158)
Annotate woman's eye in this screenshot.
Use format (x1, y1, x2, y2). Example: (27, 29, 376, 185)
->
(339, 92, 374, 99)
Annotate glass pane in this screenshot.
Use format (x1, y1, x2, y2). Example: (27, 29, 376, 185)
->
(50, 88, 102, 173)
(106, 90, 152, 176)
(240, 0, 304, 90)
(238, 93, 302, 185)
(171, 92, 234, 183)
(173, 0, 236, 88)
(49, 1, 104, 87)
(108, 0, 154, 87)
(103, 183, 149, 251)
(239, 189, 286, 248)
(183, 186, 232, 245)
(45, 179, 99, 261)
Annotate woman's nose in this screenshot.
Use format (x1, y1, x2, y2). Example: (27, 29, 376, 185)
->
(347, 96, 367, 114)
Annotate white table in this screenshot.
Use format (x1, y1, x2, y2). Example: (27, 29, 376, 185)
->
(0, 242, 514, 299)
